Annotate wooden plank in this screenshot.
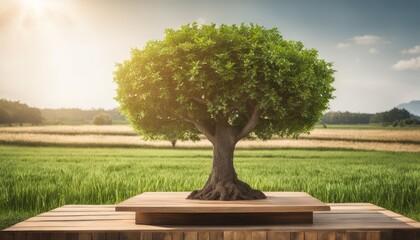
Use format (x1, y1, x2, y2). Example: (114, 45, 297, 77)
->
(233, 232, 245, 240)
(304, 232, 317, 240)
(120, 232, 141, 240)
(38, 212, 133, 216)
(251, 232, 266, 240)
(379, 231, 392, 240)
(116, 192, 330, 213)
(0, 232, 14, 240)
(27, 215, 133, 221)
(38, 232, 52, 240)
(4, 220, 416, 231)
(152, 232, 165, 240)
(61, 205, 116, 208)
(318, 231, 335, 240)
(184, 232, 197, 240)
(393, 230, 416, 240)
(366, 232, 380, 240)
(245, 232, 252, 240)
(37, 211, 338, 222)
(348, 232, 366, 240)
(173, 232, 184, 240)
(224, 231, 234, 240)
(163, 232, 172, 240)
(141, 232, 153, 240)
(25, 232, 41, 240)
(79, 232, 92, 240)
(209, 232, 223, 240)
(267, 232, 290, 240)
(315, 213, 404, 223)
(290, 232, 303, 240)
(92, 232, 106, 240)
(335, 231, 347, 240)
(198, 232, 209, 240)
(135, 212, 312, 225)
(106, 232, 119, 240)
(52, 232, 66, 240)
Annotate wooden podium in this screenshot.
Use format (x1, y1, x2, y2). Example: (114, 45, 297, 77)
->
(115, 192, 330, 225)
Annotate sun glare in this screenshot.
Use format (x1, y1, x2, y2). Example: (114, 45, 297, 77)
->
(21, 0, 46, 12)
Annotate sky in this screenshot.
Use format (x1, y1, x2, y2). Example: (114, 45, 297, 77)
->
(0, 0, 419, 113)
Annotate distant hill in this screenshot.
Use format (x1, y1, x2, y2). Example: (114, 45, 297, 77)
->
(397, 100, 420, 116)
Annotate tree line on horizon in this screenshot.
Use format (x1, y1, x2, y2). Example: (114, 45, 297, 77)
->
(1, 98, 419, 127)
(0, 99, 42, 126)
(321, 108, 420, 127)
(0, 99, 124, 126)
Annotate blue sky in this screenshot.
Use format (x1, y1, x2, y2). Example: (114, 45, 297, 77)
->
(0, 0, 419, 113)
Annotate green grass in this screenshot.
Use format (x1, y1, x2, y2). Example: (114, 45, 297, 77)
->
(0, 145, 419, 229)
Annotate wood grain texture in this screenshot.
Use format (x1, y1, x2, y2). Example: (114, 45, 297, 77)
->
(198, 232, 210, 240)
(184, 232, 197, 240)
(393, 229, 416, 240)
(348, 232, 366, 240)
(209, 232, 223, 240)
(251, 231, 266, 240)
(116, 192, 330, 213)
(172, 232, 184, 240)
(318, 231, 335, 240)
(335, 231, 347, 240)
(135, 212, 312, 225)
(267, 232, 290, 240)
(290, 232, 304, 240)
(2, 203, 419, 240)
(365, 231, 380, 240)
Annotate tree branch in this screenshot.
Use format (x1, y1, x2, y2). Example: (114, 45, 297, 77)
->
(191, 97, 208, 105)
(183, 118, 215, 143)
(236, 107, 261, 141)
(163, 108, 215, 143)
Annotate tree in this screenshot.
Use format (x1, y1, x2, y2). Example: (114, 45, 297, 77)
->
(320, 111, 372, 124)
(114, 23, 335, 200)
(0, 99, 42, 125)
(93, 113, 112, 125)
(370, 108, 411, 124)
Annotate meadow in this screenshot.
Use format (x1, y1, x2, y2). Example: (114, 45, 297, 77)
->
(0, 145, 419, 230)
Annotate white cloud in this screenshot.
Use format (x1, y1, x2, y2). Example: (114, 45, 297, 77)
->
(336, 43, 350, 49)
(352, 35, 380, 45)
(402, 45, 420, 54)
(368, 47, 379, 54)
(392, 57, 420, 71)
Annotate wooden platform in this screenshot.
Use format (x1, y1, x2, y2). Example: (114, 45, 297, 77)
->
(116, 192, 330, 225)
(116, 192, 331, 213)
(1, 203, 419, 240)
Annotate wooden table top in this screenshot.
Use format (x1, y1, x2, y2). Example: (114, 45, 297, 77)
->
(115, 192, 331, 213)
(3, 203, 419, 232)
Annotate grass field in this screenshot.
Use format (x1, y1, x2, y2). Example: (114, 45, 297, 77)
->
(0, 145, 419, 229)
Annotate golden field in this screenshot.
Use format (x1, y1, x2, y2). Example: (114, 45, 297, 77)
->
(0, 125, 419, 152)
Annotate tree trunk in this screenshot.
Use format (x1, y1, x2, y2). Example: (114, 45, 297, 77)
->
(187, 122, 266, 201)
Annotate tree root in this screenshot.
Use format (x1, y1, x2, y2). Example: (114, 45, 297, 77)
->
(187, 179, 266, 200)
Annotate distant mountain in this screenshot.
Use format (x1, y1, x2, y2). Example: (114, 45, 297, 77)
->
(397, 100, 420, 116)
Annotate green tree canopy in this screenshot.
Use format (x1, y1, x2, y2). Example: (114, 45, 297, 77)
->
(115, 23, 334, 142)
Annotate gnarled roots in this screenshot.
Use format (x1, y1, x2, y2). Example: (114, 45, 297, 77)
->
(187, 179, 266, 200)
